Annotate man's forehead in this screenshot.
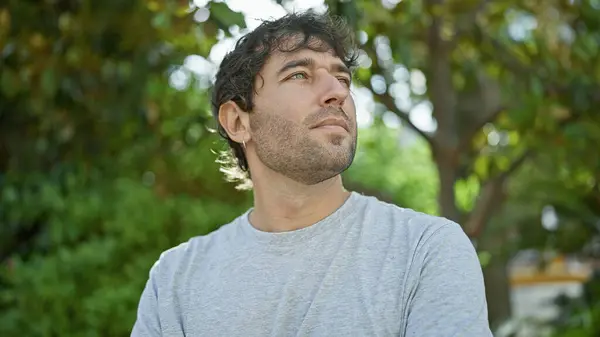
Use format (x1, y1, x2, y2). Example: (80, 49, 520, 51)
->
(268, 35, 341, 63)
(264, 48, 345, 74)
(278, 49, 339, 63)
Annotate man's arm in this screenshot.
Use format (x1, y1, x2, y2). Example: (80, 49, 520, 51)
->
(402, 221, 493, 337)
(131, 262, 161, 336)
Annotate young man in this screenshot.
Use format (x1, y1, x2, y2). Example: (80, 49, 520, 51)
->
(132, 11, 493, 337)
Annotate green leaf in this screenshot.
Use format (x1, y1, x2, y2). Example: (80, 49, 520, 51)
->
(41, 68, 57, 97)
(495, 155, 510, 172)
(1, 69, 20, 98)
(478, 251, 492, 268)
(474, 155, 490, 179)
(151, 12, 171, 29)
(355, 67, 372, 83)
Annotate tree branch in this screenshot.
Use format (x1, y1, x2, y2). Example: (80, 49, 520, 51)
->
(425, 0, 458, 149)
(463, 101, 593, 239)
(481, 35, 536, 79)
(362, 80, 435, 147)
(452, 0, 491, 43)
(360, 41, 435, 147)
(499, 149, 533, 180)
(464, 177, 505, 239)
(458, 105, 506, 152)
(465, 149, 533, 238)
(483, 35, 600, 105)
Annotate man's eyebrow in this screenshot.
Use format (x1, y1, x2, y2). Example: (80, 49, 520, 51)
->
(333, 63, 352, 78)
(277, 58, 314, 76)
(276, 57, 352, 77)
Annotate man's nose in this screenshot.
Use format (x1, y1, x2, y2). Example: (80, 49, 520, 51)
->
(317, 73, 349, 107)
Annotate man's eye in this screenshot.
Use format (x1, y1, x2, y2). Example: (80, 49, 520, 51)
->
(338, 77, 351, 86)
(290, 73, 307, 80)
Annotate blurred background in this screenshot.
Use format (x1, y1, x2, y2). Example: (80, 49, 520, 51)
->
(1, 0, 599, 336)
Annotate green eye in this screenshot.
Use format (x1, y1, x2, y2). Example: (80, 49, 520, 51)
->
(290, 73, 307, 80)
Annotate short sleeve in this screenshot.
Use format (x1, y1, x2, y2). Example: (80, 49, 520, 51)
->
(401, 222, 493, 337)
(131, 261, 162, 337)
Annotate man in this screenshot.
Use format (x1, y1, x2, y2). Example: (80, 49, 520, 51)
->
(132, 11, 493, 337)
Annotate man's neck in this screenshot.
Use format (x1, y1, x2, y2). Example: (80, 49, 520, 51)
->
(248, 174, 351, 233)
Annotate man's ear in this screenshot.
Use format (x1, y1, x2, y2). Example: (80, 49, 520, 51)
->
(218, 101, 250, 143)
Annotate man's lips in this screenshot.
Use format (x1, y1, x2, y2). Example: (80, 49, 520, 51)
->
(311, 118, 349, 132)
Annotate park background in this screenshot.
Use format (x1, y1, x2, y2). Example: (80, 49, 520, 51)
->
(1, 0, 599, 336)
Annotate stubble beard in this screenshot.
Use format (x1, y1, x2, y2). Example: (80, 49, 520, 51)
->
(249, 111, 356, 185)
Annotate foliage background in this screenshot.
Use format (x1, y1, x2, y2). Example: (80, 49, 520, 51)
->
(1, 0, 599, 336)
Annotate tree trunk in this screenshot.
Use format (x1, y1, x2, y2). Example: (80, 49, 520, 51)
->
(478, 213, 513, 331)
(430, 101, 463, 224)
(435, 157, 461, 223)
(463, 177, 512, 330)
(482, 255, 512, 330)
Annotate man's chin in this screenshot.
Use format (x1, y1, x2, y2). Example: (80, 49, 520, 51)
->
(320, 133, 352, 147)
(281, 159, 354, 186)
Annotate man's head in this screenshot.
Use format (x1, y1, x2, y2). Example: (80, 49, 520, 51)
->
(212, 11, 359, 189)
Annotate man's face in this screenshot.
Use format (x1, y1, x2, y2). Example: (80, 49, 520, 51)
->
(248, 41, 358, 185)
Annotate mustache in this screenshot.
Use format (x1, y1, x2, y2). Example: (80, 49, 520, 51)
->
(304, 106, 350, 127)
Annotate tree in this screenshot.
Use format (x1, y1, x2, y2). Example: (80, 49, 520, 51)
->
(2, 0, 599, 334)
(0, 1, 250, 335)
(322, 0, 600, 328)
(497, 143, 600, 335)
(344, 124, 439, 214)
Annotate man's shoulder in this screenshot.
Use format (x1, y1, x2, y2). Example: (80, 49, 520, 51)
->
(357, 193, 477, 271)
(355, 192, 458, 239)
(148, 215, 243, 277)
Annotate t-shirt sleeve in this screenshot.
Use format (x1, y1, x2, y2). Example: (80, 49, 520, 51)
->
(131, 261, 162, 336)
(402, 221, 493, 337)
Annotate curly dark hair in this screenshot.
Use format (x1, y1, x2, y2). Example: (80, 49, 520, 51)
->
(211, 10, 359, 189)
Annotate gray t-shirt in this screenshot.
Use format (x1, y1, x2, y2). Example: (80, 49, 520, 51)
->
(131, 192, 492, 336)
